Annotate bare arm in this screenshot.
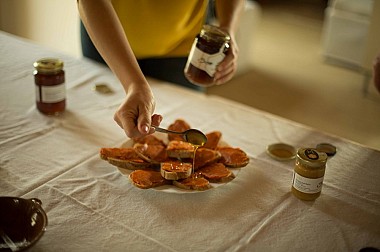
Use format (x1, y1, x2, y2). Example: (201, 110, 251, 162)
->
(77, 0, 162, 137)
(214, 0, 245, 84)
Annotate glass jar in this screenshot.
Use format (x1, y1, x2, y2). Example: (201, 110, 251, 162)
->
(291, 148, 327, 201)
(34, 58, 66, 115)
(184, 25, 230, 86)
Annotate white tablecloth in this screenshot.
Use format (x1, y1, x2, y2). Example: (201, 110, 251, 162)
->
(1, 31, 379, 252)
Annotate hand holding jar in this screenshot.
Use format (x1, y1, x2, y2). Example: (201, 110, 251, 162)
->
(213, 31, 239, 85)
(184, 25, 239, 87)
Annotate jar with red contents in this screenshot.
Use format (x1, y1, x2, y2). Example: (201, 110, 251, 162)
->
(184, 25, 230, 86)
(34, 58, 66, 115)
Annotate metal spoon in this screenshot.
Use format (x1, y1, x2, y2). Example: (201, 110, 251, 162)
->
(153, 126, 207, 146)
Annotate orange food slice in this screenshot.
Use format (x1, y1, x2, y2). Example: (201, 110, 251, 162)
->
(202, 131, 222, 150)
(216, 147, 249, 168)
(129, 169, 170, 189)
(167, 119, 191, 141)
(196, 163, 235, 183)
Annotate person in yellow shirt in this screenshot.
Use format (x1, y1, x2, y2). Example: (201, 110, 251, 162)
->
(77, 0, 244, 138)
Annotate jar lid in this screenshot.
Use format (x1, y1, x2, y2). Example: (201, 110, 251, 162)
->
(201, 25, 230, 43)
(34, 58, 63, 73)
(93, 83, 113, 94)
(297, 148, 327, 168)
(266, 143, 296, 161)
(316, 143, 336, 157)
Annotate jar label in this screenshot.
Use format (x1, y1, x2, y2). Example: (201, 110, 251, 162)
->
(292, 172, 324, 194)
(189, 41, 226, 77)
(36, 83, 66, 103)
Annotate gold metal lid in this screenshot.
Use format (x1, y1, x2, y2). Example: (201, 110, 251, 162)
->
(92, 83, 114, 94)
(316, 143, 336, 157)
(33, 58, 63, 73)
(297, 148, 327, 168)
(266, 143, 296, 161)
(201, 25, 231, 43)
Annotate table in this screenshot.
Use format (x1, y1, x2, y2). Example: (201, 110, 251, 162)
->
(1, 31, 379, 252)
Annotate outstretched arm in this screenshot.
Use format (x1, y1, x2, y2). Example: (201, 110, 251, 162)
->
(77, 0, 162, 138)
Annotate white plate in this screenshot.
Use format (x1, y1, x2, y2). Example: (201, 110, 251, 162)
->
(118, 165, 240, 194)
(116, 133, 241, 194)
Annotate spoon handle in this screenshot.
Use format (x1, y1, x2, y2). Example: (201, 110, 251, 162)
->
(153, 126, 183, 135)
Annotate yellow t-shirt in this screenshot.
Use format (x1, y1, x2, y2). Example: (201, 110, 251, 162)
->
(112, 0, 208, 59)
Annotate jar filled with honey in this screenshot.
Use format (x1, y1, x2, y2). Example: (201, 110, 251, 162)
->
(34, 58, 66, 115)
(184, 25, 230, 86)
(291, 148, 328, 201)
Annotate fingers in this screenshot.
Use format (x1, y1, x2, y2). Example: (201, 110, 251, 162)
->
(213, 38, 239, 85)
(151, 114, 163, 127)
(215, 66, 235, 85)
(114, 108, 139, 138)
(113, 87, 158, 138)
(114, 101, 163, 138)
(137, 113, 163, 135)
(136, 98, 165, 135)
(137, 103, 153, 135)
(214, 53, 237, 84)
(149, 114, 163, 134)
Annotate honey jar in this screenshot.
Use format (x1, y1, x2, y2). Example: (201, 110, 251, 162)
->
(184, 25, 230, 86)
(291, 148, 327, 201)
(34, 58, 66, 115)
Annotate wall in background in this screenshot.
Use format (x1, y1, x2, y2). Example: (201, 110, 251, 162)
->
(0, 0, 378, 74)
(0, 0, 81, 58)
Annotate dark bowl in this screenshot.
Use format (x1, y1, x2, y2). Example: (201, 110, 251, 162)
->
(0, 197, 48, 251)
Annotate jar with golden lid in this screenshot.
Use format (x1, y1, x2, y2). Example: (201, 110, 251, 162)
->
(291, 148, 328, 201)
(184, 25, 230, 86)
(34, 58, 66, 115)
